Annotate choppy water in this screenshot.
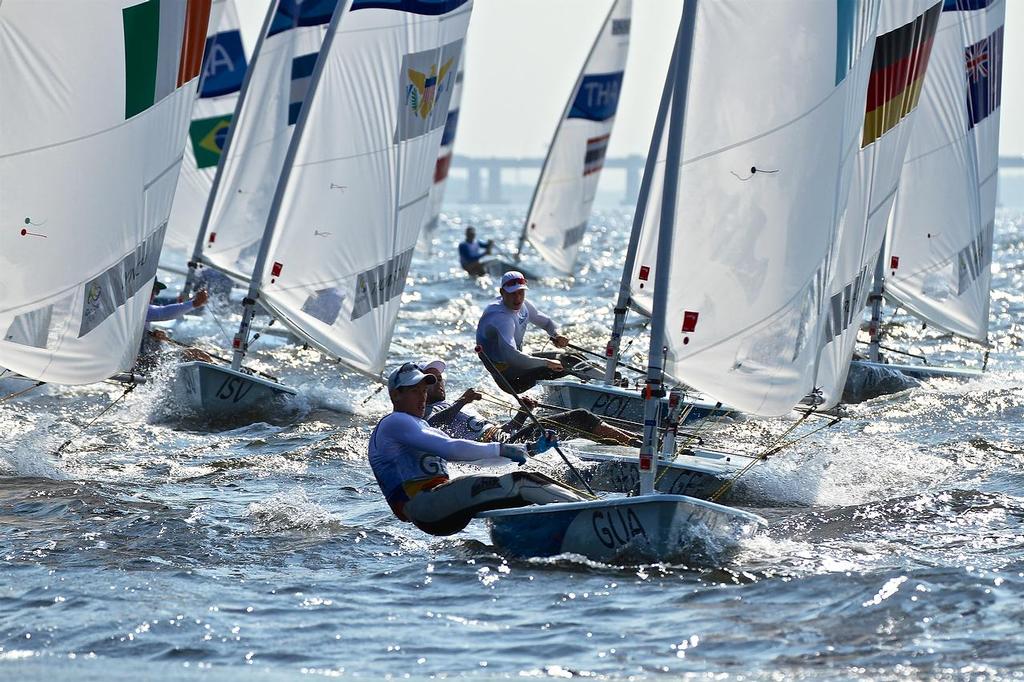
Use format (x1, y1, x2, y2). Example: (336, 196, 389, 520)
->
(3, 204, 1024, 680)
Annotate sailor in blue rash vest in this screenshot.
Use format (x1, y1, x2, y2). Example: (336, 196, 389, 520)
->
(475, 271, 600, 394)
(137, 279, 212, 367)
(368, 362, 584, 536)
(458, 225, 492, 277)
(419, 359, 641, 447)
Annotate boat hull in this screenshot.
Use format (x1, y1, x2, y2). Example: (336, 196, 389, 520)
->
(578, 448, 757, 500)
(541, 379, 732, 424)
(479, 494, 764, 563)
(849, 359, 982, 381)
(176, 361, 297, 420)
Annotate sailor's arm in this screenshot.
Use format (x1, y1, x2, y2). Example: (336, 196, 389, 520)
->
(426, 389, 480, 429)
(483, 322, 548, 371)
(397, 419, 502, 462)
(524, 301, 569, 348)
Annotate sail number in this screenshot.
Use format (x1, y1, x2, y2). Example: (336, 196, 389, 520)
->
(589, 392, 635, 419)
(215, 376, 255, 403)
(591, 507, 648, 549)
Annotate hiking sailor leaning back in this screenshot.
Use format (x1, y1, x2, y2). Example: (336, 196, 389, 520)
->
(367, 362, 583, 536)
(476, 271, 599, 394)
(420, 358, 640, 447)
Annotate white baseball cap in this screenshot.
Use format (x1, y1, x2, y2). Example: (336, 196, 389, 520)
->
(387, 362, 437, 392)
(500, 271, 528, 293)
(419, 359, 447, 374)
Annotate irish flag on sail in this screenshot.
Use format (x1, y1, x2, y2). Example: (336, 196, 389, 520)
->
(123, 0, 211, 119)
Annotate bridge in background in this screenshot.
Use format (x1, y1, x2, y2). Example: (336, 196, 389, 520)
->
(451, 154, 1024, 205)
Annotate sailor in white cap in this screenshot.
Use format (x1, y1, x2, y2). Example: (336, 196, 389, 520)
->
(367, 362, 583, 536)
(475, 271, 595, 394)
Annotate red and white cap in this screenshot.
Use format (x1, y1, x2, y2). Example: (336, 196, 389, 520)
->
(500, 271, 528, 293)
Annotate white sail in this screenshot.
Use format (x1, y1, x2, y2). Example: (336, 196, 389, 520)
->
(817, 0, 944, 408)
(0, 0, 210, 385)
(631, 1, 879, 416)
(520, 0, 632, 274)
(200, 0, 333, 282)
(884, 0, 1004, 343)
(421, 52, 465, 239)
(164, 0, 249, 255)
(253, 0, 473, 375)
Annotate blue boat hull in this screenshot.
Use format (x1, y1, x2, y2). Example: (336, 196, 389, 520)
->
(479, 494, 764, 563)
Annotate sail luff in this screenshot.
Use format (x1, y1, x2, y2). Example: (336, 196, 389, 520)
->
(182, 0, 278, 299)
(601, 17, 681, 384)
(230, 0, 351, 371)
(638, 0, 697, 497)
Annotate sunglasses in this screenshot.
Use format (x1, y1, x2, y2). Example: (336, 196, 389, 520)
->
(503, 277, 527, 287)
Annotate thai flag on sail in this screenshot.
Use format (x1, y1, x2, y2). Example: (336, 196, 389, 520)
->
(965, 26, 1003, 129)
(583, 134, 610, 176)
(289, 52, 319, 125)
(568, 72, 623, 122)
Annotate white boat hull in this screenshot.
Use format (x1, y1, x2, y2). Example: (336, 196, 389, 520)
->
(177, 361, 297, 420)
(578, 448, 757, 500)
(479, 494, 764, 563)
(541, 379, 732, 424)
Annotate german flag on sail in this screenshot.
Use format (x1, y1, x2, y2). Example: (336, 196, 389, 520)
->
(861, 2, 941, 148)
(123, 0, 212, 120)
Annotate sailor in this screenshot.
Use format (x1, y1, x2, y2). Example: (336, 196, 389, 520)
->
(368, 362, 584, 536)
(420, 359, 640, 447)
(475, 270, 598, 394)
(138, 279, 212, 365)
(458, 225, 493, 277)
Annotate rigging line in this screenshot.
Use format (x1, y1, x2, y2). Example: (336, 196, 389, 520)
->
(54, 382, 137, 457)
(474, 391, 629, 445)
(475, 346, 596, 497)
(708, 407, 817, 502)
(758, 416, 842, 459)
(0, 381, 45, 403)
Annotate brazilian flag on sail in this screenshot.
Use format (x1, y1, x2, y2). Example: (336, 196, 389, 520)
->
(123, 0, 212, 119)
(189, 114, 233, 169)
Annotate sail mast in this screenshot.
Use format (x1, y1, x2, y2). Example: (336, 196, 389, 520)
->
(230, 0, 350, 371)
(515, 0, 619, 263)
(602, 18, 680, 384)
(638, 0, 698, 496)
(182, 0, 280, 299)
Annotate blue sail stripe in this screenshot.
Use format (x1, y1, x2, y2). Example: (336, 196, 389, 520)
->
(351, 0, 470, 15)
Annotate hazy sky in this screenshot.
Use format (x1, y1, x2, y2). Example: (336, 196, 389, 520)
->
(458, 0, 1023, 159)
(236, 0, 1022, 159)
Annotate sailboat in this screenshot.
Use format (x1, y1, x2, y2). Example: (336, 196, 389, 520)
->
(177, 0, 474, 419)
(817, 0, 945, 408)
(481, 0, 880, 561)
(852, 0, 1005, 387)
(0, 0, 211, 386)
(506, 0, 633, 278)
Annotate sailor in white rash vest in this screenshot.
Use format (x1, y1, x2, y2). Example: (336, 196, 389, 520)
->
(368, 362, 584, 536)
(476, 271, 600, 394)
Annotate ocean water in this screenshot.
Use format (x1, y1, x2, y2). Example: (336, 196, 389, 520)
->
(2, 205, 1024, 680)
